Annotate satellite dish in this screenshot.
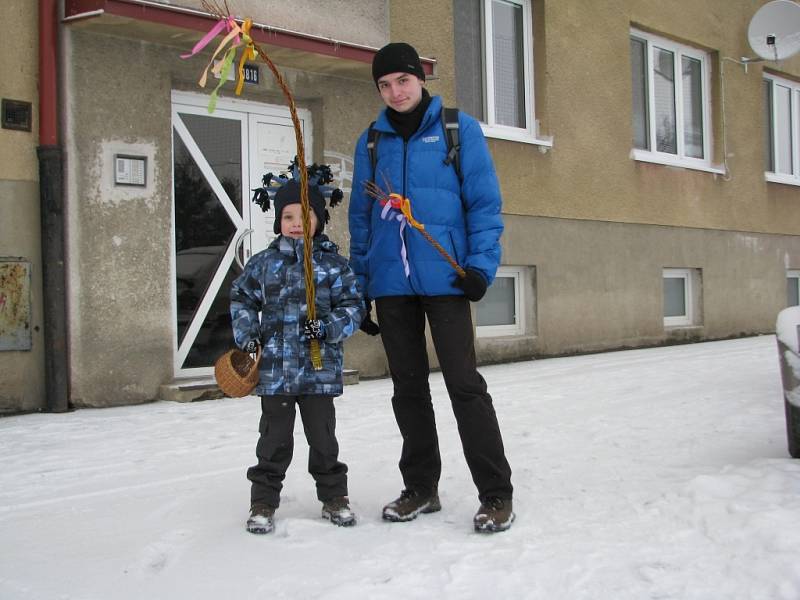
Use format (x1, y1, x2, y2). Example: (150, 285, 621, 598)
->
(748, 0, 800, 61)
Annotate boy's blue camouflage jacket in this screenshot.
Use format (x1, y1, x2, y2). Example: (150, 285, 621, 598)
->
(230, 234, 365, 396)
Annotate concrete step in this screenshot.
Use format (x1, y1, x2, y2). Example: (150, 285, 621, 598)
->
(343, 368, 359, 386)
(158, 377, 224, 403)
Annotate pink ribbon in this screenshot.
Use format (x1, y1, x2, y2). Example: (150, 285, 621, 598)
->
(180, 18, 232, 59)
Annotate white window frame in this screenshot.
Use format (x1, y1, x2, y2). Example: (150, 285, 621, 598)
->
(764, 73, 800, 187)
(630, 29, 723, 175)
(476, 266, 525, 337)
(788, 269, 800, 306)
(663, 268, 693, 327)
(471, 0, 551, 147)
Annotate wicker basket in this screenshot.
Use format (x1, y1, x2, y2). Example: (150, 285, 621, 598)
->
(214, 346, 262, 398)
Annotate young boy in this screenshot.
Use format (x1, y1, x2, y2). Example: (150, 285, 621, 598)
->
(230, 169, 364, 534)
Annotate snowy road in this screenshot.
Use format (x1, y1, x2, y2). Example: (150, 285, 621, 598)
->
(1, 335, 799, 599)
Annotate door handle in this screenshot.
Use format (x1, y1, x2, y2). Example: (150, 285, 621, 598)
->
(234, 228, 254, 270)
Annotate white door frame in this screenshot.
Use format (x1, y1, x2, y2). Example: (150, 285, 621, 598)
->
(170, 90, 312, 378)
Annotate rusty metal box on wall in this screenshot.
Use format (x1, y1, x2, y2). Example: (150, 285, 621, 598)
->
(0, 259, 32, 351)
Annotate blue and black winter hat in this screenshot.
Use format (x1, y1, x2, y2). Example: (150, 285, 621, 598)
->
(251, 157, 344, 236)
(272, 180, 327, 235)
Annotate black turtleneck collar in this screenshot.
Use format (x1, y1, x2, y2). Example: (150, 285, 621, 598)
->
(386, 88, 432, 141)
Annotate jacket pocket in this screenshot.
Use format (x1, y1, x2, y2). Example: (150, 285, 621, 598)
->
(415, 224, 459, 266)
(448, 230, 465, 265)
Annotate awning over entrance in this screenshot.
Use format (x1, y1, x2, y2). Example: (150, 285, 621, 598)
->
(63, 0, 437, 81)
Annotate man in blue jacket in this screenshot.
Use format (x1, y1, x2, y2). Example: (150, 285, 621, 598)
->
(349, 42, 514, 532)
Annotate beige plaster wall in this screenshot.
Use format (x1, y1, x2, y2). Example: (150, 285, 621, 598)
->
(497, 213, 800, 357)
(394, 1, 800, 235)
(513, 0, 800, 234)
(346, 207, 800, 372)
(0, 0, 44, 413)
(389, 0, 455, 100)
(0, 182, 45, 413)
(64, 27, 385, 405)
(0, 0, 39, 182)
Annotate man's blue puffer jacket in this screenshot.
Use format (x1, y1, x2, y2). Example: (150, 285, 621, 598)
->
(348, 94, 504, 299)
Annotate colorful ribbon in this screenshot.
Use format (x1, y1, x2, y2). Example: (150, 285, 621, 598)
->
(236, 19, 256, 96)
(180, 18, 230, 59)
(379, 193, 425, 277)
(180, 17, 257, 113)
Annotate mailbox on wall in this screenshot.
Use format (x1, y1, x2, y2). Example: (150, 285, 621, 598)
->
(114, 154, 147, 187)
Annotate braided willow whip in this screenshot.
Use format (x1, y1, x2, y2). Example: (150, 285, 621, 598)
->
(364, 181, 466, 278)
(251, 45, 322, 370)
(198, 2, 322, 369)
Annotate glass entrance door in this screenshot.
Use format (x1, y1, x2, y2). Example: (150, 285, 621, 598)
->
(171, 92, 311, 377)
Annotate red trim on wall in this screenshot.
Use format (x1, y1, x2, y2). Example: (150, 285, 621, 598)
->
(63, 0, 436, 76)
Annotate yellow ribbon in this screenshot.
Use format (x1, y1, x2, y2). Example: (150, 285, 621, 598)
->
(389, 193, 426, 231)
(236, 19, 256, 96)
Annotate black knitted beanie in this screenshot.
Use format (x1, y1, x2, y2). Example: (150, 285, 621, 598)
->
(372, 42, 425, 86)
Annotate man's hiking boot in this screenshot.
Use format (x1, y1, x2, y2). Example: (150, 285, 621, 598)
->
(321, 496, 357, 527)
(473, 497, 514, 533)
(246, 503, 276, 534)
(382, 488, 441, 522)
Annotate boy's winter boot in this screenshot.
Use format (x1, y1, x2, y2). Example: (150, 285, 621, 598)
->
(382, 488, 441, 522)
(321, 496, 356, 527)
(473, 497, 514, 533)
(247, 503, 276, 534)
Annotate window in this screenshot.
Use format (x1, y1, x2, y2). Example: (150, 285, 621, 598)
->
(476, 266, 525, 337)
(454, 0, 548, 145)
(788, 270, 800, 306)
(764, 74, 800, 186)
(663, 268, 699, 327)
(630, 30, 721, 174)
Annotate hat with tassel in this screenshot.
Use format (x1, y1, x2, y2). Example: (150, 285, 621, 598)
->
(251, 157, 344, 235)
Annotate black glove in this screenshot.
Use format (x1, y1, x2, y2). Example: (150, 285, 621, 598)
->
(454, 269, 488, 302)
(359, 300, 381, 336)
(243, 339, 260, 354)
(303, 319, 326, 340)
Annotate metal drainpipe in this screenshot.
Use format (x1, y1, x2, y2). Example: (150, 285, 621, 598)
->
(38, 0, 69, 412)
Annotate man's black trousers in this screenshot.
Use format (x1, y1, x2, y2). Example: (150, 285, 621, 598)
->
(376, 295, 513, 502)
(248, 394, 348, 508)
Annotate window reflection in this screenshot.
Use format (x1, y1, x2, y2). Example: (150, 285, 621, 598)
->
(173, 114, 243, 368)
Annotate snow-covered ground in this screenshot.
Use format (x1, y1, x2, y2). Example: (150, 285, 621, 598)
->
(1, 335, 799, 600)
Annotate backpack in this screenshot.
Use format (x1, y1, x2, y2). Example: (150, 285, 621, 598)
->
(367, 107, 462, 184)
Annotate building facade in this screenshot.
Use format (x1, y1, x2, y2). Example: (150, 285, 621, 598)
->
(0, 0, 44, 413)
(1, 0, 799, 411)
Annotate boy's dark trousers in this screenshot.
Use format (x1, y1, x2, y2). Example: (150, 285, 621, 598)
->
(248, 394, 348, 508)
(375, 295, 513, 503)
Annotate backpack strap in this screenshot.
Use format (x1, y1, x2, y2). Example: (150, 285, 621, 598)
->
(367, 121, 379, 183)
(441, 107, 462, 182)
